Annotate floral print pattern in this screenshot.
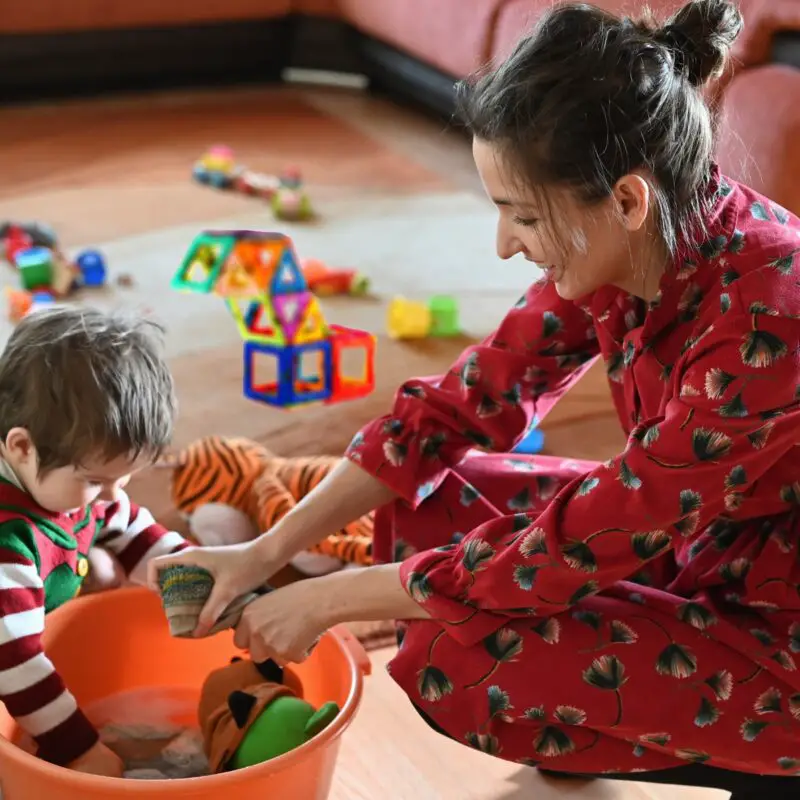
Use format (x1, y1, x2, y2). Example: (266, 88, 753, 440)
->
(347, 171, 800, 775)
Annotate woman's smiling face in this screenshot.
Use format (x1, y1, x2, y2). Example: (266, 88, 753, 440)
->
(472, 137, 658, 302)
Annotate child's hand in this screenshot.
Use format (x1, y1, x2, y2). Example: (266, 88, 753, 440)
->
(67, 740, 124, 778)
(82, 547, 126, 595)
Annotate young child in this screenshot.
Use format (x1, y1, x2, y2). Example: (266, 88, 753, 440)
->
(0, 306, 189, 777)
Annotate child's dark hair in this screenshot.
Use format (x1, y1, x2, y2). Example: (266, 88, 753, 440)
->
(0, 306, 177, 472)
(456, 0, 744, 255)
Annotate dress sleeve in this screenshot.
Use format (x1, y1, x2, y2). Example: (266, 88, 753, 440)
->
(0, 522, 99, 765)
(399, 303, 800, 647)
(346, 280, 599, 506)
(96, 491, 188, 585)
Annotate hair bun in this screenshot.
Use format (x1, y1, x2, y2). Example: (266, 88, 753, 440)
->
(660, 0, 744, 86)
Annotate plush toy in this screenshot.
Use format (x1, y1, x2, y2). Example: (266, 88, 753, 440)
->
(198, 655, 339, 772)
(156, 436, 374, 576)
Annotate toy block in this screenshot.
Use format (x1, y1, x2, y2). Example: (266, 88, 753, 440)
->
(243, 340, 332, 408)
(270, 248, 307, 295)
(272, 291, 311, 342)
(75, 249, 106, 288)
(226, 298, 286, 345)
(15, 247, 53, 291)
(293, 295, 329, 344)
(216, 255, 261, 298)
(328, 325, 376, 403)
(428, 295, 460, 337)
(292, 340, 333, 402)
(243, 342, 295, 407)
(387, 296, 431, 340)
(172, 232, 234, 294)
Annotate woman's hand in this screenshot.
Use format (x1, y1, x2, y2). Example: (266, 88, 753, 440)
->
(234, 579, 330, 665)
(233, 564, 429, 664)
(147, 538, 281, 636)
(68, 741, 125, 778)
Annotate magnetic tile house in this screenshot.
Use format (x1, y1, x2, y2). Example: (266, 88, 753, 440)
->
(172, 230, 376, 407)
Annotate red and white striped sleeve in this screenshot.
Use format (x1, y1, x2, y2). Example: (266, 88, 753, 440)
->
(95, 491, 188, 585)
(0, 545, 98, 765)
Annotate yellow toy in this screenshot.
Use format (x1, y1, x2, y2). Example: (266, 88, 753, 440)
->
(387, 295, 460, 340)
(156, 436, 374, 576)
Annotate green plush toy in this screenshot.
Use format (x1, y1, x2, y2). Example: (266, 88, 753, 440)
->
(199, 656, 341, 773)
(231, 695, 340, 768)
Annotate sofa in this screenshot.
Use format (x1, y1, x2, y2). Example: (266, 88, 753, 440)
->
(2, 0, 799, 211)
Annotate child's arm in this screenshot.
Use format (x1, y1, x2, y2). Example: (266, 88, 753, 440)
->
(0, 524, 99, 765)
(94, 490, 188, 585)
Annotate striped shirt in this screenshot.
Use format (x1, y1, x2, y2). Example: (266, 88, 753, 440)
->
(0, 474, 187, 765)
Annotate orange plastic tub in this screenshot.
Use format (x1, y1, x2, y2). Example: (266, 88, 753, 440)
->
(0, 586, 371, 800)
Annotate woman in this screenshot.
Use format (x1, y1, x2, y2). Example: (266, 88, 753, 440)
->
(152, 0, 800, 795)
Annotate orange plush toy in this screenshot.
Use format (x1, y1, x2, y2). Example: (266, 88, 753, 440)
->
(156, 436, 374, 576)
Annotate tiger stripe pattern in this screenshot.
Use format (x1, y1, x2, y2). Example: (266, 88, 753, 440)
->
(160, 436, 374, 567)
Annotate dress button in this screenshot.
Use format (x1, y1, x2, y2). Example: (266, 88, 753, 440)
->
(77, 557, 89, 578)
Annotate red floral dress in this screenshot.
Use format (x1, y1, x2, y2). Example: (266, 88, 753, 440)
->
(346, 171, 800, 776)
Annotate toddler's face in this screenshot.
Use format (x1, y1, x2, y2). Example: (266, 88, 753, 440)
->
(3, 429, 148, 513)
(28, 454, 144, 514)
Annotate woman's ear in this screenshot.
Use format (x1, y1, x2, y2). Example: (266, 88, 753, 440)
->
(612, 173, 650, 232)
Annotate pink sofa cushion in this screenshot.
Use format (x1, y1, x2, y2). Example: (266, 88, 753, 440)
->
(338, 0, 509, 77)
(715, 64, 800, 216)
(735, 0, 800, 67)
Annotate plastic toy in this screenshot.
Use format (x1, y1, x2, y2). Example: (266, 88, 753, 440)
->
(272, 184, 314, 222)
(75, 249, 107, 287)
(198, 656, 340, 773)
(513, 426, 545, 454)
(171, 230, 375, 408)
(235, 169, 280, 200)
(1, 221, 58, 257)
(300, 258, 369, 297)
(15, 247, 53, 291)
(193, 145, 240, 189)
(6, 288, 57, 322)
(3, 228, 33, 264)
(387, 295, 460, 340)
(270, 168, 314, 222)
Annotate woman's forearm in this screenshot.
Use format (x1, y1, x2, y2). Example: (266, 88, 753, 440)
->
(255, 458, 397, 570)
(319, 563, 430, 626)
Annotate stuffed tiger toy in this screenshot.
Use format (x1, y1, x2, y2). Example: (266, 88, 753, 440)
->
(155, 435, 374, 575)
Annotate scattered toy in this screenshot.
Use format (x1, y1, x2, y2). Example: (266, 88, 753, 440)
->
(387, 295, 460, 340)
(75, 249, 107, 287)
(1, 224, 109, 322)
(191, 147, 316, 222)
(299, 258, 369, 296)
(171, 230, 376, 409)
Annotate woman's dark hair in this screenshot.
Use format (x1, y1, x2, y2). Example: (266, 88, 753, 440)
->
(456, 0, 744, 256)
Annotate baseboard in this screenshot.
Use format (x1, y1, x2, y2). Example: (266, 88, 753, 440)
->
(0, 17, 297, 104)
(350, 32, 459, 122)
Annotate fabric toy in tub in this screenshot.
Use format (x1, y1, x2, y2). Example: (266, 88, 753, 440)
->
(198, 655, 339, 772)
(155, 436, 374, 576)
